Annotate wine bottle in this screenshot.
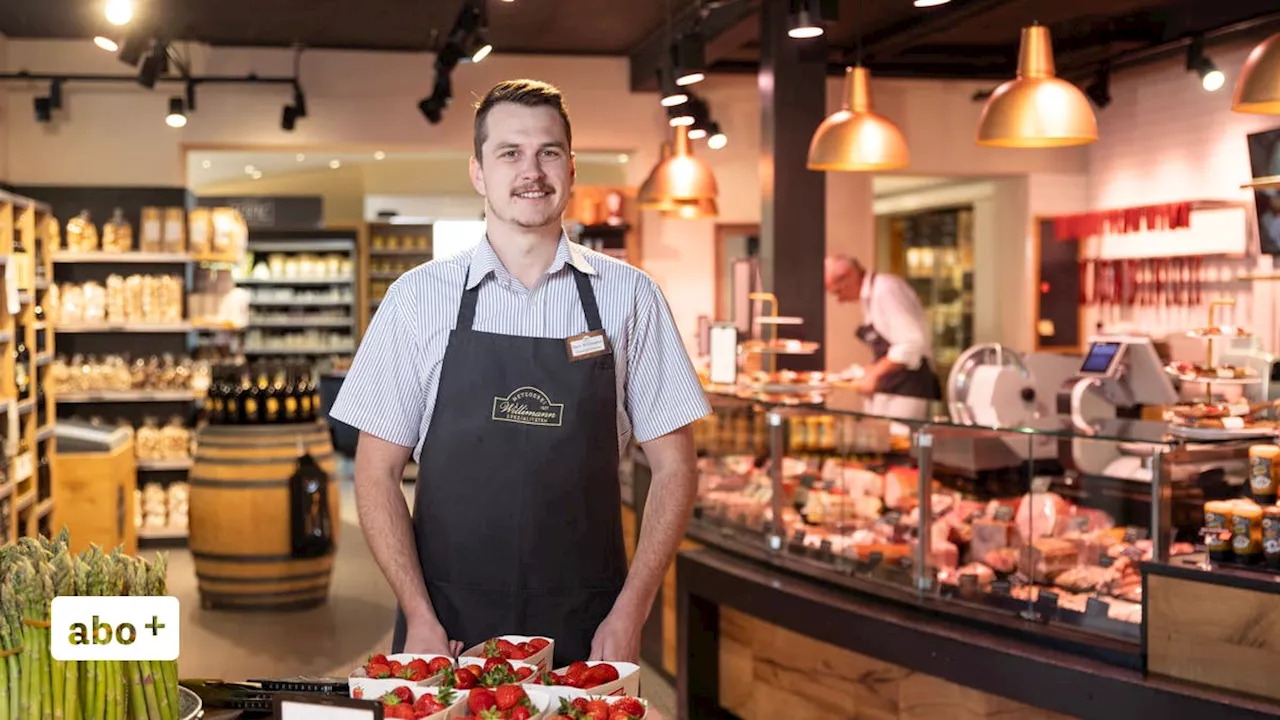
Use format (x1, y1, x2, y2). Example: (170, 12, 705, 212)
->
(13, 332, 30, 402)
(283, 363, 300, 423)
(228, 366, 247, 425)
(298, 365, 315, 422)
(266, 363, 285, 424)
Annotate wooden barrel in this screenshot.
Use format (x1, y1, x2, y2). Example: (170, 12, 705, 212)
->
(189, 421, 341, 611)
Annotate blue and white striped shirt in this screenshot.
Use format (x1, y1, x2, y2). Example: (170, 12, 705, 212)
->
(329, 233, 711, 462)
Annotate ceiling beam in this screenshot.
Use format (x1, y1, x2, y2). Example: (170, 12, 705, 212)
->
(848, 0, 1020, 64)
(708, 60, 1016, 81)
(627, 0, 760, 92)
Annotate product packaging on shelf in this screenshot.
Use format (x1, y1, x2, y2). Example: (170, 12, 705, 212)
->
(348, 653, 455, 700)
(461, 635, 555, 674)
(530, 661, 641, 699)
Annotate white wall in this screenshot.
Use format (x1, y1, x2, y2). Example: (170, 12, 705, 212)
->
(0, 38, 1092, 357)
(1083, 34, 1280, 349)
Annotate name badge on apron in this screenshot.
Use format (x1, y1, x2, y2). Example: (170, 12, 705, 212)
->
(566, 329, 610, 361)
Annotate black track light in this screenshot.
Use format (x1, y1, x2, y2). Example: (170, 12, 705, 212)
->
(658, 69, 688, 108)
(674, 31, 706, 87)
(185, 80, 197, 112)
(292, 84, 307, 118)
(1186, 37, 1224, 92)
(788, 0, 836, 40)
(137, 42, 167, 89)
(706, 122, 727, 150)
(48, 79, 63, 110)
(1085, 64, 1111, 109)
(419, 71, 453, 125)
(165, 97, 187, 128)
(281, 104, 298, 131)
(118, 34, 146, 66)
(33, 97, 52, 123)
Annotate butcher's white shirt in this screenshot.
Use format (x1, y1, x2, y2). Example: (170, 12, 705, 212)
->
(860, 272, 932, 370)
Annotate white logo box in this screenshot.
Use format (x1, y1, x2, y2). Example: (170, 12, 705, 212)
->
(528, 661, 641, 700)
(347, 653, 453, 700)
(460, 635, 555, 674)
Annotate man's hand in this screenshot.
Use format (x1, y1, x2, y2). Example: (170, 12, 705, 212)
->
(403, 619, 463, 658)
(588, 606, 643, 662)
(850, 373, 878, 394)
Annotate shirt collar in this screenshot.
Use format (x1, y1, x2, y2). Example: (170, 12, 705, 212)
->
(465, 231, 596, 290)
(859, 271, 874, 302)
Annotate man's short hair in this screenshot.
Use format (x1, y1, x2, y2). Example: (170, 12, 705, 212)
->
(824, 254, 857, 285)
(473, 79, 573, 161)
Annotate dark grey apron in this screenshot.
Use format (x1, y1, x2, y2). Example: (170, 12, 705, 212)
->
(391, 266, 627, 668)
(856, 273, 942, 400)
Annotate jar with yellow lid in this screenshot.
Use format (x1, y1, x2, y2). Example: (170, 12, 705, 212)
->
(1251, 445, 1280, 504)
(1204, 499, 1234, 562)
(1232, 503, 1264, 564)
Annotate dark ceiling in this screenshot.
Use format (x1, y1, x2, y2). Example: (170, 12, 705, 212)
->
(3, 0, 1280, 88)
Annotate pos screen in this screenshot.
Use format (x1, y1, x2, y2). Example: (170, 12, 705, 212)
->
(1079, 341, 1123, 376)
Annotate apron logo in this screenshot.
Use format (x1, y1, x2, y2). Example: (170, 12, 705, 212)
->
(492, 386, 565, 427)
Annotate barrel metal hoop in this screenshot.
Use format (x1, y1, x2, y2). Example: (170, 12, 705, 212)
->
(194, 570, 333, 585)
(191, 550, 332, 563)
(188, 453, 335, 468)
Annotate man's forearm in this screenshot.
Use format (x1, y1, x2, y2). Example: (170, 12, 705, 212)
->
(868, 355, 905, 380)
(615, 443, 699, 619)
(354, 442, 437, 627)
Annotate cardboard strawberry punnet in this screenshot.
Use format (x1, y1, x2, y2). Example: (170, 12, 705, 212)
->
(461, 635, 555, 673)
(374, 685, 472, 720)
(429, 656, 540, 690)
(530, 661, 641, 700)
(544, 694, 649, 720)
(348, 652, 455, 701)
(454, 684, 556, 720)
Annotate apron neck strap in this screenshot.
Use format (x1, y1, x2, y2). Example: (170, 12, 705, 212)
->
(455, 266, 603, 332)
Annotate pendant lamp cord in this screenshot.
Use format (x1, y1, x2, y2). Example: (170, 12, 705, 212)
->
(855, 0, 864, 67)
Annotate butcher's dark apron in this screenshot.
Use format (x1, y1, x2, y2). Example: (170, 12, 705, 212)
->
(856, 273, 942, 400)
(391, 265, 627, 668)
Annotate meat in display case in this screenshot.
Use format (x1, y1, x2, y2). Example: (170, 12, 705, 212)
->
(678, 390, 1234, 661)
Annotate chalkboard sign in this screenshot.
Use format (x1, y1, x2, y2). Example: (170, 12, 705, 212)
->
(197, 195, 324, 229)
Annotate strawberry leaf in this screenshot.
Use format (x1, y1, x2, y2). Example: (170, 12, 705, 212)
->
(436, 686, 456, 705)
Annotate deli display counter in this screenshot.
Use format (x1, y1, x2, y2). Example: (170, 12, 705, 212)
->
(627, 387, 1280, 719)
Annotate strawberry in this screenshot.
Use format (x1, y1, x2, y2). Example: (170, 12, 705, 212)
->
(571, 698, 590, 713)
(391, 686, 414, 705)
(352, 687, 364, 700)
(405, 658, 431, 681)
(565, 661, 590, 681)
(495, 684, 527, 710)
(496, 639, 519, 656)
(528, 638, 550, 652)
(382, 704, 415, 720)
(388, 660, 405, 677)
(508, 647, 531, 660)
(427, 657, 452, 676)
(584, 699, 610, 720)
(484, 657, 512, 674)
(415, 694, 446, 716)
(366, 663, 392, 679)
(508, 706, 532, 720)
(515, 667, 533, 681)
(583, 664, 620, 688)
(609, 711, 640, 720)
(611, 698, 645, 718)
(468, 688, 498, 715)
(483, 639, 503, 658)
(367, 653, 389, 668)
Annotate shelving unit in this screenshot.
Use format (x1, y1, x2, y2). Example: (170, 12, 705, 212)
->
(0, 190, 61, 547)
(238, 228, 359, 370)
(359, 221, 432, 338)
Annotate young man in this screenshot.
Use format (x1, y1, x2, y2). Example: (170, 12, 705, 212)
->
(329, 79, 710, 666)
(824, 254, 941, 421)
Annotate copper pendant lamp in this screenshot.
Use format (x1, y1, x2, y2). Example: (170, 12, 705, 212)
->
(1233, 33, 1280, 114)
(976, 24, 1098, 148)
(638, 125, 718, 211)
(807, 65, 910, 171)
(663, 197, 719, 220)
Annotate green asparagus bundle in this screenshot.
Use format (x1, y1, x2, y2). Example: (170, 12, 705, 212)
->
(0, 530, 180, 720)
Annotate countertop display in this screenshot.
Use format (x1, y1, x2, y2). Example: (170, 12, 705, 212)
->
(629, 386, 1280, 716)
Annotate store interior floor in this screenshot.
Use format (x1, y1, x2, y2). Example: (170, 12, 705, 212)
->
(143, 459, 676, 715)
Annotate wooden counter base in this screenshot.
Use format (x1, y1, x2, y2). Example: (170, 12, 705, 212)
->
(677, 548, 1280, 720)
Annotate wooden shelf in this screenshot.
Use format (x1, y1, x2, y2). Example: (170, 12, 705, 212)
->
(243, 346, 354, 356)
(1242, 175, 1280, 190)
(249, 297, 354, 307)
(236, 276, 354, 286)
(57, 322, 192, 333)
(249, 318, 353, 329)
(53, 251, 191, 263)
(370, 248, 432, 256)
(138, 457, 193, 471)
(57, 390, 200, 402)
(138, 527, 188, 541)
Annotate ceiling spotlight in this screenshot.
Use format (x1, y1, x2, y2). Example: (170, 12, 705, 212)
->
(913, 0, 951, 6)
(674, 32, 706, 87)
(165, 98, 187, 128)
(788, 0, 828, 39)
(470, 29, 493, 63)
(329, 160, 341, 169)
(374, 151, 386, 160)
(105, 0, 133, 26)
(296, 154, 306, 162)
(245, 165, 256, 174)
(94, 36, 119, 52)
(1187, 37, 1225, 92)
(251, 171, 263, 180)
(669, 113, 695, 127)
(617, 154, 629, 163)
(201, 160, 211, 169)
(117, 35, 145, 66)
(137, 42, 167, 89)
(33, 97, 52, 123)
(657, 69, 688, 107)
(707, 123, 728, 150)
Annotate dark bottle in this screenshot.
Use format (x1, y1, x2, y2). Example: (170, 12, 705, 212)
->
(203, 367, 220, 422)
(296, 364, 314, 422)
(14, 333, 30, 402)
(265, 363, 285, 424)
(282, 364, 299, 423)
(228, 367, 248, 425)
(36, 385, 45, 428)
(36, 447, 50, 499)
(246, 363, 268, 424)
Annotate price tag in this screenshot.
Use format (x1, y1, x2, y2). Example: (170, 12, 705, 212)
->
(1037, 590, 1060, 608)
(1031, 476, 1053, 494)
(991, 580, 1011, 595)
(274, 694, 380, 719)
(958, 573, 979, 597)
(867, 551, 884, 568)
(994, 506, 1014, 522)
(1085, 597, 1110, 618)
(792, 530, 807, 545)
(818, 539, 834, 558)
(1123, 526, 1149, 543)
